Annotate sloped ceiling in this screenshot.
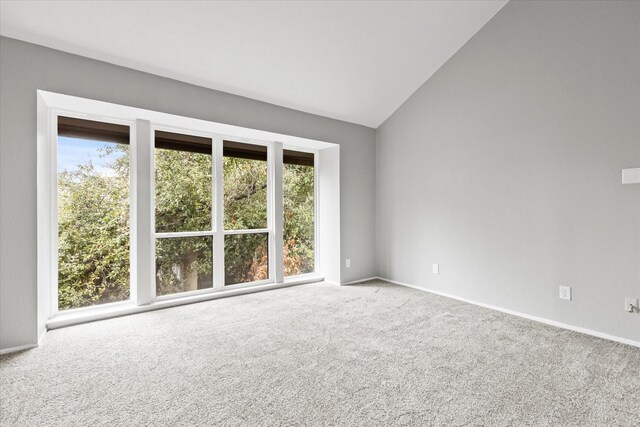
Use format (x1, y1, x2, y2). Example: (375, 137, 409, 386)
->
(0, 1, 507, 127)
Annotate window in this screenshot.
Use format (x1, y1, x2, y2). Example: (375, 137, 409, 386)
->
(223, 141, 268, 230)
(223, 141, 270, 285)
(56, 117, 131, 310)
(224, 233, 269, 285)
(156, 236, 213, 296)
(283, 150, 315, 277)
(41, 91, 328, 324)
(154, 131, 214, 296)
(155, 131, 212, 233)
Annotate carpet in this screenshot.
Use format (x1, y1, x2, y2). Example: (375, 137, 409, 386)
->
(1, 280, 639, 426)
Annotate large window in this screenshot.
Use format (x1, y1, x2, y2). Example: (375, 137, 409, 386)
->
(46, 96, 322, 320)
(56, 117, 131, 310)
(154, 131, 213, 296)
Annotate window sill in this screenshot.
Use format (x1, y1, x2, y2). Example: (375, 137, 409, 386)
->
(46, 275, 324, 330)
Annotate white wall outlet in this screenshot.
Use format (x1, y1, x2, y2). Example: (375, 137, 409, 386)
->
(345, 258, 351, 268)
(432, 264, 439, 275)
(559, 286, 571, 301)
(624, 297, 638, 313)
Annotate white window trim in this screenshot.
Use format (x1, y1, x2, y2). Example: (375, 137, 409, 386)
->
(38, 91, 332, 329)
(48, 109, 138, 318)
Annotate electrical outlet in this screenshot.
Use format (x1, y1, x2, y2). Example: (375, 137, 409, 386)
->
(559, 286, 571, 301)
(345, 259, 351, 268)
(625, 297, 638, 313)
(432, 264, 439, 275)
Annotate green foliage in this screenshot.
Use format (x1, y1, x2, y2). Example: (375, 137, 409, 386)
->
(224, 233, 269, 285)
(156, 236, 212, 296)
(57, 146, 130, 309)
(224, 156, 268, 230)
(155, 149, 212, 232)
(57, 141, 315, 309)
(154, 150, 213, 295)
(283, 164, 314, 276)
(222, 157, 270, 284)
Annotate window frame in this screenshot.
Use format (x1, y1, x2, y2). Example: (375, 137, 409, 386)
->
(282, 145, 319, 281)
(151, 124, 216, 299)
(221, 136, 275, 287)
(41, 93, 323, 324)
(50, 109, 138, 316)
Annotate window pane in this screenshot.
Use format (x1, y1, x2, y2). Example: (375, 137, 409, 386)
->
(283, 152, 315, 276)
(156, 236, 213, 296)
(57, 117, 130, 310)
(225, 233, 269, 285)
(223, 141, 268, 230)
(155, 131, 212, 233)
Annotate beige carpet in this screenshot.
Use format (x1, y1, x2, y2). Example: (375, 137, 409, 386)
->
(1, 280, 639, 426)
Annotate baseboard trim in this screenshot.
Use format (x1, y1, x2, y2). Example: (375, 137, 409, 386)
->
(376, 277, 640, 349)
(0, 343, 38, 355)
(6, 277, 636, 353)
(341, 276, 379, 285)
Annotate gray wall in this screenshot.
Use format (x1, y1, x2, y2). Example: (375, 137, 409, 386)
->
(377, 0, 640, 342)
(0, 36, 376, 351)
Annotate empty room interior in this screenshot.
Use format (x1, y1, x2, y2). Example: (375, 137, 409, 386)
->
(1, 0, 639, 425)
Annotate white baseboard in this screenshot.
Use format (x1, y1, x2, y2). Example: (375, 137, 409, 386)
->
(4, 277, 636, 354)
(0, 329, 46, 355)
(341, 276, 379, 285)
(376, 277, 640, 349)
(0, 343, 38, 355)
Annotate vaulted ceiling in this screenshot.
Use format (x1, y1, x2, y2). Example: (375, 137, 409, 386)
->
(0, 1, 507, 127)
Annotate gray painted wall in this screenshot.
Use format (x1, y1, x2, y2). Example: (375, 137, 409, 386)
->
(377, 0, 640, 342)
(0, 36, 376, 350)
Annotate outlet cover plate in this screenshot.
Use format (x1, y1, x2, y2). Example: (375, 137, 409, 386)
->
(622, 168, 640, 184)
(559, 286, 571, 301)
(432, 264, 439, 275)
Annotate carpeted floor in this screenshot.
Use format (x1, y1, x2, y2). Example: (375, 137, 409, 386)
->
(1, 280, 639, 426)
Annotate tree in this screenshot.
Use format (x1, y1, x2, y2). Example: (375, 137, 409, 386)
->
(58, 146, 130, 309)
(283, 163, 314, 276)
(154, 149, 212, 295)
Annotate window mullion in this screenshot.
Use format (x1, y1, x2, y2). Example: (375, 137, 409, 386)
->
(272, 142, 284, 283)
(223, 228, 270, 235)
(135, 119, 153, 306)
(213, 136, 225, 290)
(155, 231, 215, 239)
